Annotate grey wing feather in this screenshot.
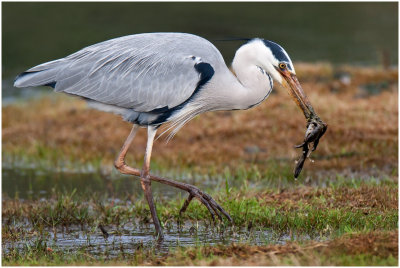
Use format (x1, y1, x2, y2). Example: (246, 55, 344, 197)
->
(14, 33, 224, 112)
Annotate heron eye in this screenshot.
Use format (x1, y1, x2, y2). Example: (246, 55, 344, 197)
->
(279, 63, 286, 70)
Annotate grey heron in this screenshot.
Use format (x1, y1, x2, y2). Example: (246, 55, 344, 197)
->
(14, 32, 327, 239)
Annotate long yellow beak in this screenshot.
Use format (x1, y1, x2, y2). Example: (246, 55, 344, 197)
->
(276, 67, 327, 178)
(278, 68, 315, 120)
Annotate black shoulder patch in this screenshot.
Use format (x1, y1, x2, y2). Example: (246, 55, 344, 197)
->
(150, 61, 215, 125)
(262, 40, 290, 63)
(194, 62, 215, 90)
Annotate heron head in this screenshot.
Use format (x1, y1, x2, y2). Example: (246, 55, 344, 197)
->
(250, 39, 315, 120)
(236, 38, 295, 84)
(234, 38, 327, 178)
(234, 38, 323, 121)
(258, 39, 296, 83)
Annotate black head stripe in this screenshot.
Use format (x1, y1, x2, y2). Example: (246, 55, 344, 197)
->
(262, 40, 290, 63)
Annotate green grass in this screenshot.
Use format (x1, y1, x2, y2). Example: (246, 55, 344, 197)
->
(3, 179, 398, 265)
(3, 181, 397, 234)
(2, 138, 398, 265)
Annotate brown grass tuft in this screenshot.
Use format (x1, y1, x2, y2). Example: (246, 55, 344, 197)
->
(256, 184, 398, 212)
(151, 231, 398, 265)
(3, 64, 398, 176)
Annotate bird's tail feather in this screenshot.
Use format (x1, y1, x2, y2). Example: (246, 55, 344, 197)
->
(13, 59, 63, 89)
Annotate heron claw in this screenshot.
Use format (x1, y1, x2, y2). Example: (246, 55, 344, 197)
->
(179, 185, 233, 223)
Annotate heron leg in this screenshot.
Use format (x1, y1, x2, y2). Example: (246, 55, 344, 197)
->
(114, 124, 140, 174)
(114, 124, 163, 239)
(140, 126, 163, 239)
(115, 125, 232, 228)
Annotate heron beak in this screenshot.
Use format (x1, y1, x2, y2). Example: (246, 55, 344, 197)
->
(278, 68, 316, 120)
(276, 67, 328, 179)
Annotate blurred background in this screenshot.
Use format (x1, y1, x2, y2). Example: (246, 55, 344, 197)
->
(3, 2, 398, 79)
(2, 2, 398, 198)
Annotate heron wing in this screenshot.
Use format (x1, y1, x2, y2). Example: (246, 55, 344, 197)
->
(16, 33, 221, 112)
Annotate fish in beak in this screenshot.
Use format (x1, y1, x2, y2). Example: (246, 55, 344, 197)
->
(277, 67, 328, 178)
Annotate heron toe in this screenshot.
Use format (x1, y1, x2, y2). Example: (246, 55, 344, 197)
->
(179, 185, 233, 223)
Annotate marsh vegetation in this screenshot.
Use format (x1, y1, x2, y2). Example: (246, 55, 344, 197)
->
(2, 62, 398, 265)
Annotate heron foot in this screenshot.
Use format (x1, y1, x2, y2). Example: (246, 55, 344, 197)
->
(179, 185, 233, 223)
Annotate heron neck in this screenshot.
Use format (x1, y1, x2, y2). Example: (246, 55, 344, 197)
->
(228, 57, 273, 110)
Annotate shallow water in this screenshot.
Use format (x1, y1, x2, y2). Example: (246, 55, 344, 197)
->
(1, 163, 321, 256)
(2, 166, 183, 200)
(2, 160, 238, 203)
(2, 220, 318, 257)
(3, 158, 392, 202)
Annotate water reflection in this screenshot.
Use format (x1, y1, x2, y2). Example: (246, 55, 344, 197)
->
(2, 221, 319, 257)
(2, 167, 185, 200)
